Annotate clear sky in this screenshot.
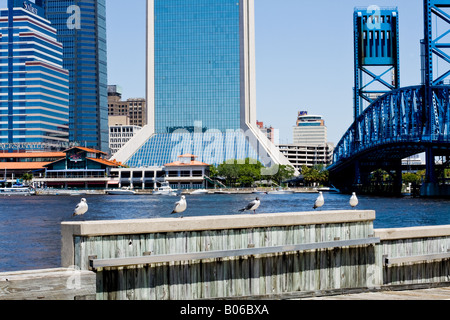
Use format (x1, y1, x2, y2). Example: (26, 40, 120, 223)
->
(2, 0, 426, 146)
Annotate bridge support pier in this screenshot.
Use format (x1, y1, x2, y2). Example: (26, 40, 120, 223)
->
(425, 147, 437, 184)
(393, 160, 403, 196)
(420, 147, 445, 197)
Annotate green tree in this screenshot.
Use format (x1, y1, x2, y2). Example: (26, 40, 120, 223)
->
(403, 172, 421, 185)
(216, 158, 264, 187)
(20, 173, 33, 185)
(301, 165, 328, 186)
(271, 165, 296, 186)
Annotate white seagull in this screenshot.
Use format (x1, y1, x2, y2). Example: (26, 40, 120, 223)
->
(73, 198, 88, 217)
(239, 197, 261, 214)
(171, 195, 187, 218)
(350, 192, 359, 209)
(313, 192, 324, 210)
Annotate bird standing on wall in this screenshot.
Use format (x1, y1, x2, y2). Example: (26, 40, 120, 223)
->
(313, 192, 324, 210)
(239, 197, 260, 214)
(350, 192, 359, 209)
(171, 195, 187, 218)
(73, 198, 88, 217)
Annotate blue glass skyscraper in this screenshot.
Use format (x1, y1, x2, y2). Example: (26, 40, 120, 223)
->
(35, 0, 108, 152)
(0, 0, 69, 149)
(113, 0, 291, 172)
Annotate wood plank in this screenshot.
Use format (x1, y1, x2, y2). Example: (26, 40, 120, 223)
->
(90, 237, 380, 270)
(0, 268, 95, 300)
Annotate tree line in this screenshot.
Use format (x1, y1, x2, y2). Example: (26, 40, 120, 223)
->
(209, 159, 331, 188)
(209, 158, 296, 187)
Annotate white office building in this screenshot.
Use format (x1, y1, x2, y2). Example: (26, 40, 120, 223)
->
(293, 113, 327, 145)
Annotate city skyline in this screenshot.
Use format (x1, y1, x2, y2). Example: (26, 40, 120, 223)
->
(0, 0, 427, 149)
(106, 0, 425, 147)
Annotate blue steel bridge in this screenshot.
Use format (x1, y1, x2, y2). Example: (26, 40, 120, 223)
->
(328, 1, 450, 196)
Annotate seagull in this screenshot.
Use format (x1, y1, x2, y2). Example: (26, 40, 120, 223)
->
(171, 195, 187, 218)
(313, 192, 324, 210)
(73, 198, 88, 217)
(350, 192, 359, 209)
(239, 197, 260, 214)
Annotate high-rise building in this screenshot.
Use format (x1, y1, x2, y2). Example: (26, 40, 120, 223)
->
(113, 0, 291, 172)
(276, 111, 334, 171)
(293, 111, 328, 145)
(108, 85, 147, 128)
(257, 121, 278, 145)
(35, 0, 108, 152)
(0, 0, 69, 149)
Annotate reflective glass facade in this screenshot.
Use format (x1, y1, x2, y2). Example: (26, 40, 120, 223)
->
(126, 130, 261, 167)
(0, 0, 69, 147)
(122, 0, 264, 167)
(36, 0, 109, 152)
(154, 0, 241, 134)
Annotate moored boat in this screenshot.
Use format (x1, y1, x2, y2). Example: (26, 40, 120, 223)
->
(267, 188, 294, 194)
(153, 182, 178, 196)
(107, 187, 136, 195)
(190, 189, 209, 195)
(0, 186, 36, 196)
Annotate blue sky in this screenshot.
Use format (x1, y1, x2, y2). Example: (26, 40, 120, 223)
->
(2, 0, 426, 146)
(106, 0, 425, 146)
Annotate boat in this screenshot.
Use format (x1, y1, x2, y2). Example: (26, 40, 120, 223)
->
(317, 185, 340, 193)
(214, 189, 231, 194)
(107, 187, 136, 195)
(267, 188, 294, 195)
(153, 182, 178, 196)
(190, 189, 209, 195)
(0, 186, 36, 196)
(252, 188, 268, 194)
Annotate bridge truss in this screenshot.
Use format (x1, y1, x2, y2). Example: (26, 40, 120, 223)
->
(329, 1, 450, 196)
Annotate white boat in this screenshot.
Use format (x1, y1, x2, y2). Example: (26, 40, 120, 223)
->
(252, 188, 268, 194)
(190, 189, 209, 195)
(214, 189, 231, 194)
(153, 182, 178, 196)
(317, 185, 340, 193)
(0, 186, 36, 196)
(107, 187, 136, 195)
(268, 188, 294, 195)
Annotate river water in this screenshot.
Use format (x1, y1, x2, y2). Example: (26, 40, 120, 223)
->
(1, 192, 450, 272)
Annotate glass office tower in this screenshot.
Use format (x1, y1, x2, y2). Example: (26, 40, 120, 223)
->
(113, 0, 291, 171)
(0, 0, 69, 149)
(35, 0, 109, 152)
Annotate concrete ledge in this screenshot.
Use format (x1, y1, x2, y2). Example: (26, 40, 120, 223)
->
(61, 210, 376, 237)
(375, 224, 450, 241)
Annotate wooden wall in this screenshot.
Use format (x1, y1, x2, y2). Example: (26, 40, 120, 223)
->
(376, 226, 450, 286)
(62, 211, 381, 300)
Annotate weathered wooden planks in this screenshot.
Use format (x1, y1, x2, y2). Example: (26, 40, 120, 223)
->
(66, 212, 377, 300)
(56, 212, 450, 300)
(0, 268, 96, 300)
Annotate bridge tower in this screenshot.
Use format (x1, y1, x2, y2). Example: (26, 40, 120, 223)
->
(353, 6, 400, 121)
(423, 0, 450, 186)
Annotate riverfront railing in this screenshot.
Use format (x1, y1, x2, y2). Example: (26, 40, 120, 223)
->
(376, 225, 450, 286)
(62, 210, 381, 300)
